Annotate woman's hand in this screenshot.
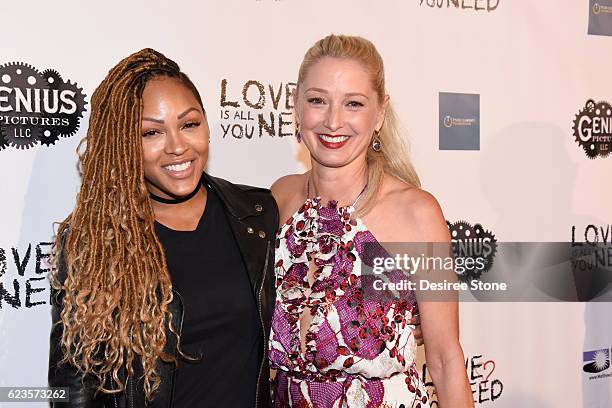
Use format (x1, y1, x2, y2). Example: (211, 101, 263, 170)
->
(409, 314, 424, 346)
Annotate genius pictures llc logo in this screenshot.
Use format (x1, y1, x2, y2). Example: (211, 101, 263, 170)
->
(447, 220, 497, 281)
(572, 100, 611, 158)
(583, 348, 612, 380)
(0, 62, 87, 150)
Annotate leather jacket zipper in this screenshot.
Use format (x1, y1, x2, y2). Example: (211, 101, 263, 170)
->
(129, 375, 134, 408)
(254, 239, 270, 408)
(109, 376, 118, 408)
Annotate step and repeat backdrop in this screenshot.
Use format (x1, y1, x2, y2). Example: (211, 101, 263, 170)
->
(1, 1, 611, 407)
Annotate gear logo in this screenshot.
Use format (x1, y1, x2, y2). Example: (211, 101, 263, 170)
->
(446, 220, 497, 281)
(0, 62, 87, 150)
(572, 99, 612, 159)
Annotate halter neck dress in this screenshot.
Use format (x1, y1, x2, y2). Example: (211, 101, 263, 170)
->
(269, 196, 430, 408)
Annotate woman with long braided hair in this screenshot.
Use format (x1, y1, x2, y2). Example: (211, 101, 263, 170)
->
(48, 48, 278, 407)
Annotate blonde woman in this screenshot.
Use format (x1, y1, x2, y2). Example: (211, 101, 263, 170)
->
(268, 35, 473, 407)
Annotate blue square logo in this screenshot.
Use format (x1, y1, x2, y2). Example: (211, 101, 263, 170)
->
(589, 0, 612, 36)
(439, 92, 480, 151)
(583, 348, 611, 373)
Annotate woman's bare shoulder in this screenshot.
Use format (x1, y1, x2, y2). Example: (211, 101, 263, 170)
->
(270, 173, 308, 227)
(374, 175, 450, 242)
(271, 174, 306, 203)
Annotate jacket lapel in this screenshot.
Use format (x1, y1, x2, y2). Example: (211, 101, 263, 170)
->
(201, 173, 269, 295)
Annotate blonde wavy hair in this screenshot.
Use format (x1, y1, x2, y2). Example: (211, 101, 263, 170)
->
(52, 48, 201, 401)
(297, 34, 421, 215)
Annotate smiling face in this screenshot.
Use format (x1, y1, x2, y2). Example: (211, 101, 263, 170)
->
(141, 76, 209, 199)
(296, 57, 387, 169)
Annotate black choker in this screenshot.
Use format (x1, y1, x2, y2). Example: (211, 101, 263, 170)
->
(149, 184, 201, 204)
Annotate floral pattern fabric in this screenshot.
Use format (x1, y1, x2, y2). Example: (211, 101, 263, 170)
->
(269, 197, 430, 408)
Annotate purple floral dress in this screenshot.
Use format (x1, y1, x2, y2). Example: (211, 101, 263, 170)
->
(269, 197, 430, 408)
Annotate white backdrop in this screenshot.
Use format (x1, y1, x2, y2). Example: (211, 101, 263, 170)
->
(1, 1, 611, 407)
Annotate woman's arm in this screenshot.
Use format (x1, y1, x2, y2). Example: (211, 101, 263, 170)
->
(419, 299, 472, 407)
(395, 189, 474, 408)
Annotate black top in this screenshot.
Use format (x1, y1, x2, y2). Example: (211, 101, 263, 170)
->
(155, 184, 261, 407)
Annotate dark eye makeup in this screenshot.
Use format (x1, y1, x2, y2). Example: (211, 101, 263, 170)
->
(142, 121, 201, 137)
(306, 97, 325, 105)
(182, 121, 201, 129)
(346, 101, 365, 108)
(142, 129, 160, 137)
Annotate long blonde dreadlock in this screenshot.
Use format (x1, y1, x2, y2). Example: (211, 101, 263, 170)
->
(52, 48, 203, 401)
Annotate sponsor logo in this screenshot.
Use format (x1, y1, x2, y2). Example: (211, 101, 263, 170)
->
(439, 92, 480, 150)
(0, 62, 87, 150)
(583, 349, 612, 378)
(589, 0, 612, 36)
(419, 0, 500, 12)
(219, 79, 296, 140)
(584, 349, 610, 373)
(447, 220, 497, 281)
(444, 115, 477, 128)
(594, 2, 612, 14)
(572, 100, 611, 159)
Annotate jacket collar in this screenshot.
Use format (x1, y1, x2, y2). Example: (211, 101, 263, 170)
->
(201, 172, 265, 220)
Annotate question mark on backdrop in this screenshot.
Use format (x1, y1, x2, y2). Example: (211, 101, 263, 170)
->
(483, 360, 496, 381)
(422, 354, 503, 405)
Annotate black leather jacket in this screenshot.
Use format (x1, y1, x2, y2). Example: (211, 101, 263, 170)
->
(49, 174, 278, 407)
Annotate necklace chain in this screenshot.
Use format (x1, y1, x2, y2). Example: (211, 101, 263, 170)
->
(306, 176, 368, 208)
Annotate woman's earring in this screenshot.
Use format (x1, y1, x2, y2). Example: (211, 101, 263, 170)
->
(295, 123, 302, 143)
(371, 130, 382, 152)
